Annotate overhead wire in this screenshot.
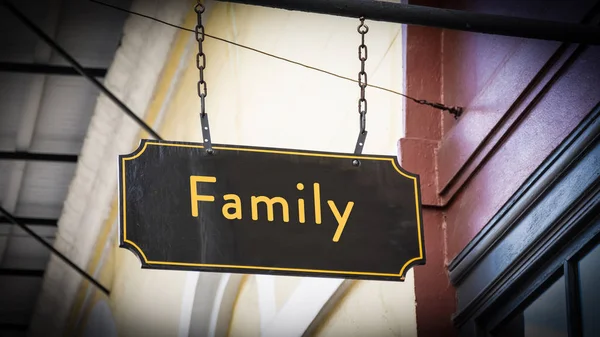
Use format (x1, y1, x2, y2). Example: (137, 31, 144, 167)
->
(89, 0, 462, 118)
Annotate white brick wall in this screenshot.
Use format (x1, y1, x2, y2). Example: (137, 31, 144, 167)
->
(28, 1, 189, 336)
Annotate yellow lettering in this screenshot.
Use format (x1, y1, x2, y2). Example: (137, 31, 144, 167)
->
(251, 196, 289, 222)
(222, 194, 242, 220)
(297, 183, 305, 223)
(327, 200, 354, 242)
(298, 198, 305, 223)
(314, 183, 321, 224)
(190, 175, 216, 217)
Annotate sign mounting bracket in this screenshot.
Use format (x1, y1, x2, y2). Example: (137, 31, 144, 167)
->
(354, 131, 367, 156)
(200, 113, 213, 153)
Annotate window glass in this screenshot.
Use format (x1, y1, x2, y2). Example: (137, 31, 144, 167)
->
(578, 243, 600, 337)
(494, 276, 568, 337)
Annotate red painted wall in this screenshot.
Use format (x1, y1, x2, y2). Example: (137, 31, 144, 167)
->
(402, 0, 600, 336)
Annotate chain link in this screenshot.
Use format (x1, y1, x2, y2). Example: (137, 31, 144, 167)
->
(353, 16, 369, 158)
(357, 16, 368, 134)
(195, 1, 207, 117)
(195, 0, 213, 153)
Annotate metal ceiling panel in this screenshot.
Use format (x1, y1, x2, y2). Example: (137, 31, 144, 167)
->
(50, 0, 131, 68)
(16, 161, 76, 219)
(0, 1, 53, 63)
(0, 0, 132, 332)
(31, 76, 100, 153)
(0, 162, 11, 194)
(0, 73, 33, 150)
(0, 235, 54, 270)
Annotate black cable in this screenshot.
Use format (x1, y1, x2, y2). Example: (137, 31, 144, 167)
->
(90, 0, 462, 118)
(0, 206, 110, 295)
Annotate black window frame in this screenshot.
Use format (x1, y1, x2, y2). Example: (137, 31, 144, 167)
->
(448, 103, 600, 337)
(480, 215, 600, 337)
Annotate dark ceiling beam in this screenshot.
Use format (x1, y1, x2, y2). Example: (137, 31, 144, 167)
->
(0, 151, 78, 163)
(214, 0, 600, 45)
(0, 62, 107, 77)
(0, 268, 45, 277)
(0, 323, 28, 331)
(0, 217, 57, 226)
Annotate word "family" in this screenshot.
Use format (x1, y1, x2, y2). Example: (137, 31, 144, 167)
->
(189, 176, 355, 242)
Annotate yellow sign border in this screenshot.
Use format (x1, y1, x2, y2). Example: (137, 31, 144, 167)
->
(119, 139, 425, 279)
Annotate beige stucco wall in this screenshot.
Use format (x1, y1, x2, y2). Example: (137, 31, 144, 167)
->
(71, 1, 415, 337)
(199, 3, 416, 337)
(311, 279, 418, 337)
(167, 3, 405, 155)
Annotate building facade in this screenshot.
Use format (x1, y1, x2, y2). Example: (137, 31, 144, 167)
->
(405, 0, 600, 336)
(27, 0, 599, 336)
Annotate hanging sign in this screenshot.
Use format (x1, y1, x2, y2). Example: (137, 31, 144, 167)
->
(118, 139, 425, 281)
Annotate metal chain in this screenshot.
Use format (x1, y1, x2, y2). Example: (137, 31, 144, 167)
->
(195, 1, 206, 114)
(357, 16, 368, 135)
(195, 1, 213, 153)
(354, 17, 368, 158)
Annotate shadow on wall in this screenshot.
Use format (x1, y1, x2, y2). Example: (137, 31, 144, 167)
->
(82, 300, 117, 337)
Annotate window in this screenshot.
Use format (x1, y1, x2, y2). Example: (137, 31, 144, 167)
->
(493, 276, 568, 337)
(490, 235, 600, 337)
(578, 244, 600, 337)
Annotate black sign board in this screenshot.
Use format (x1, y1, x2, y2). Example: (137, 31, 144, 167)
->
(119, 139, 425, 281)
